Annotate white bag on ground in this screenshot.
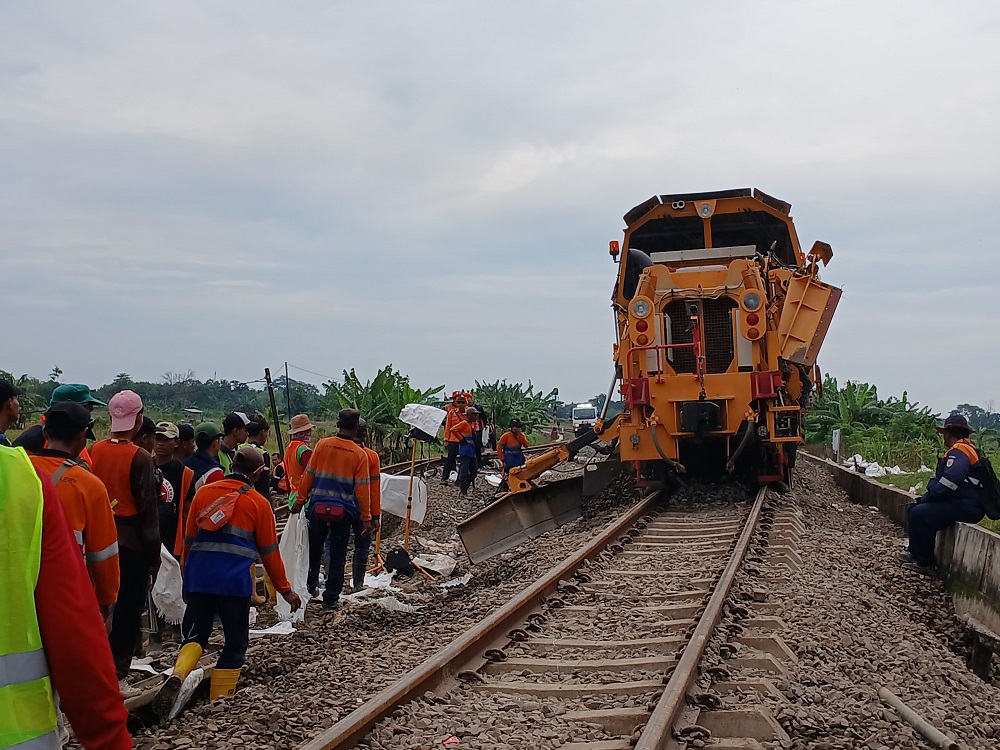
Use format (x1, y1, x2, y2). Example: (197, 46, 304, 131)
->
(276, 511, 310, 623)
(152, 545, 185, 625)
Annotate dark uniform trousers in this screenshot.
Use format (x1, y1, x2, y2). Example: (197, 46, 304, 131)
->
(907, 497, 983, 566)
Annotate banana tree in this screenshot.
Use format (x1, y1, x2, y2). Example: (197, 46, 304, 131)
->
(323, 365, 443, 462)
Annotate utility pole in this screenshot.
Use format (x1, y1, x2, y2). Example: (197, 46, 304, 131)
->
(265, 368, 285, 456)
(284, 361, 292, 422)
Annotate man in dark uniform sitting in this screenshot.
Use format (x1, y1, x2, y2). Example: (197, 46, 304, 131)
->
(900, 413, 985, 575)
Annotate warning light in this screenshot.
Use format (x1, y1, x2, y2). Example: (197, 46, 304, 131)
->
(636, 334, 649, 346)
(746, 312, 760, 326)
(747, 327, 760, 338)
(609, 240, 620, 258)
(635, 319, 649, 332)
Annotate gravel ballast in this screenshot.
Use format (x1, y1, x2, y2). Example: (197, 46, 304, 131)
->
(761, 461, 999, 750)
(122, 456, 637, 749)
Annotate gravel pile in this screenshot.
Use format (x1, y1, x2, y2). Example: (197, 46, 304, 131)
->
(117, 461, 637, 749)
(755, 461, 999, 750)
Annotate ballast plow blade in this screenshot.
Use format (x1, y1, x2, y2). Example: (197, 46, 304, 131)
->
(457, 476, 584, 564)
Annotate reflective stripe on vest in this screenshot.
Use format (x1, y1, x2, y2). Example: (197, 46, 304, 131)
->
(0, 447, 59, 749)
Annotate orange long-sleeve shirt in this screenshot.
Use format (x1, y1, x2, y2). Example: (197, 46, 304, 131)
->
(182, 478, 291, 596)
(297, 435, 372, 521)
(443, 406, 464, 443)
(362, 446, 382, 518)
(448, 419, 473, 444)
(498, 431, 529, 459)
(31, 450, 121, 607)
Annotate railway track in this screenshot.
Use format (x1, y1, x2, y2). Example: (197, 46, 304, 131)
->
(298, 484, 803, 750)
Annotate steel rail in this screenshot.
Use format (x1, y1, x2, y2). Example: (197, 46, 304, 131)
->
(633, 485, 769, 750)
(298, 490, 661, 750)
(379, 440, 565, 476)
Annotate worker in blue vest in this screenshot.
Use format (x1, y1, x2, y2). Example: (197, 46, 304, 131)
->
(900, 413, 985, 575)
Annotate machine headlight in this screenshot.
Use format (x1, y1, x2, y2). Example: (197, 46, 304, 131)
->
(631, 298, 652, 318)
(742, 292, 763, 311)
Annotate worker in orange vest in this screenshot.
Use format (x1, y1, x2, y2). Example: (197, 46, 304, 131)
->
(89, 390, 160, 697)
(28, 402, 121, 625)
(153, 446, 300, 716)
(440, 392, 466, 486)
(449, 406, 479, 498)
(284, 413, 315, 509)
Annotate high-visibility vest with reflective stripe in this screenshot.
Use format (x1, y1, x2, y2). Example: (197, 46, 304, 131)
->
(0, 447, 59, 749)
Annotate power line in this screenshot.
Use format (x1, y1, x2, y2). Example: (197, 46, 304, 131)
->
(285, 363, 339, 382)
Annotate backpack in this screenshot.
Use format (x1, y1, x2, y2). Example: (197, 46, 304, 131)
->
(385, 547, 415, 576)
(196, 485, 251, 531)
(971, 451, 1000, 521)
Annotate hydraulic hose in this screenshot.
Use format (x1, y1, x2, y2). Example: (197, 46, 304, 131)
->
(726, 418, 757, 474)
(650, 422, 685, 474)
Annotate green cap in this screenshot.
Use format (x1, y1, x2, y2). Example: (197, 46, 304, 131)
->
(49, 383, 106, 408)
(194, 422, 223, 441)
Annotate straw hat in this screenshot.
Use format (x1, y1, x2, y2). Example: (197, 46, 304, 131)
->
(289, 414, 316, 434)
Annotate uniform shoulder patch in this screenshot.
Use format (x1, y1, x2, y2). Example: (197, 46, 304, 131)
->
(947, 457, 955, 467)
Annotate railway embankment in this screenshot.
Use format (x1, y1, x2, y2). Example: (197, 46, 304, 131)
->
(801, 451, 1000, 673)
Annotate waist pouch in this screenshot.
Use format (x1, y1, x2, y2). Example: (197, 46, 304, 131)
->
(197, 485, 251, 531)
(313, 501, 347, 523)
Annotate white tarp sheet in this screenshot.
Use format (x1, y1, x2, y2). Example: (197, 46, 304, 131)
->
(398, 403, 448, 440)
(380, 473, 428, 524)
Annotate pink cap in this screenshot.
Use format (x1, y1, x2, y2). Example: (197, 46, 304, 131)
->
(108, 390, 143, 432)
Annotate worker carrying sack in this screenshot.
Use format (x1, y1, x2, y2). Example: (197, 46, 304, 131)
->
(971, 450, 1000, 520)
(196, 485, 252, 531)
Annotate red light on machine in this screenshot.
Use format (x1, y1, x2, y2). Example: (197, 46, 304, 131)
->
(635, 319, 648, 332)
(747, 327, 759, 338)
(609, 240, 620, 258)
(745, 312, 759, 326)
(636, 334, 649, 345)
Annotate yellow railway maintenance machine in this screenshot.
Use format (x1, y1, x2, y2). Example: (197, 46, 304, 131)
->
(459, 189, 841, 562)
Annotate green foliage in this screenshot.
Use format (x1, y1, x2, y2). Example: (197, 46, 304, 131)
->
(805, 377, 941, 469)
(955, 403, 1000, 432)
(472, 379, 557, 434)
(322, 366, 443, 462)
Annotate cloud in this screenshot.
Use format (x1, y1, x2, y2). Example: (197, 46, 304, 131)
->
(2, 1, 1000, 412)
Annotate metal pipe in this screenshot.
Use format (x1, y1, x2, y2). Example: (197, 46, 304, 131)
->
(634, 486, 768, 750)
(598, 367, 620, 422)
(878, 687, 958, 750)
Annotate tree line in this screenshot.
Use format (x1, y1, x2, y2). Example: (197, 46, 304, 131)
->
(804, 377, 1000, 468)
(1, 366, 568, 463)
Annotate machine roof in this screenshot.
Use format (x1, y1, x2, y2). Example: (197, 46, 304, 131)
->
(623, 188, 791, 225)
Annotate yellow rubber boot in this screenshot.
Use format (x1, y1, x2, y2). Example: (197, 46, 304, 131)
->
(173, 642, 204, 679)
(153, 643, 203, 717)
(210, 668, 241, 700)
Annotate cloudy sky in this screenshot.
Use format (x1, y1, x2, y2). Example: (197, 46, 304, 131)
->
(3, 1, 998, 412)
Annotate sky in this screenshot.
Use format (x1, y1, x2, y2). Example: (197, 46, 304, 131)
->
(2, 1, 999, 413)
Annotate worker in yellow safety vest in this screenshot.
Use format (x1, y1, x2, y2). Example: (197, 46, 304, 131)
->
(0, 445, 132, 749)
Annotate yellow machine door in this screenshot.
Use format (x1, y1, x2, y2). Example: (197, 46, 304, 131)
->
(775, 274, 842, 366)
